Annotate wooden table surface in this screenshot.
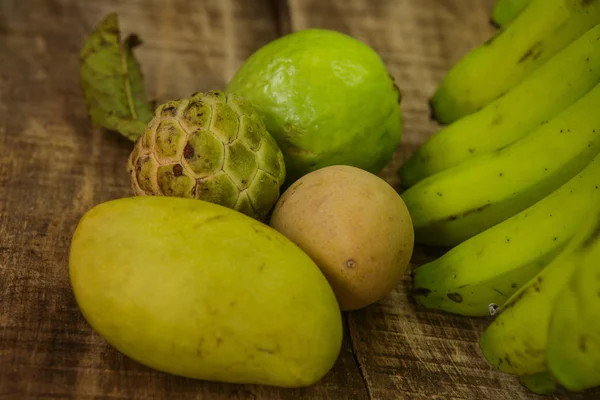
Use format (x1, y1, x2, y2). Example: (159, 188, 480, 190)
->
(1, 0, 598, 399)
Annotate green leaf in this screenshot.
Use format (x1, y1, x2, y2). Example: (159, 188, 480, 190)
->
(79, 13, 154, 141)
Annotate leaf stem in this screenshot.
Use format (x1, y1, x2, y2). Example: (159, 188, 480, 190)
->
(120, 41, 137, 120)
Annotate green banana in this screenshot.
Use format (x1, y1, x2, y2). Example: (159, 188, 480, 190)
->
(412, 154, 600, 316)
(491, 0, 532, 27)
(401, 80, 600, 248)
(546, 220, 600, 391)
(430, 0, 600, 124)
(479, 208, 600, 376)
(400, 23, 600, 188)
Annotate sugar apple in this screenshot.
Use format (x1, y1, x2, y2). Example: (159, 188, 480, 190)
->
(127, 90, 286, 221)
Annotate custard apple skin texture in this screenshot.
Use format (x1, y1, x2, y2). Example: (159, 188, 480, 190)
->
(226, 29, 403, 184)
(127, 90, 286, 221)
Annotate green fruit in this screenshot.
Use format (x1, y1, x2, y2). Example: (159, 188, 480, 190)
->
(69, 196, 343, 387)
(402, 79, 600, 247)
(479, 210, 600, 376)
(431, 0, 600, 124)
(400, 23, 600, 187)
(412, 154, 600, 317)
(226, 29, 402, 183)
(546, 216, 600, 392)
(127, 90, 286, 221)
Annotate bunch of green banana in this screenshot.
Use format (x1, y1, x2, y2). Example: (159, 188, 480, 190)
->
(400, 23, 600, 187)
(479, 207, 600, 394)
(491, 0, 532, 27)
(402, 78, 600, 248)
(430, 0, 600, 124)
(412, 154, 600, 316)
(401, 1, 600, 395)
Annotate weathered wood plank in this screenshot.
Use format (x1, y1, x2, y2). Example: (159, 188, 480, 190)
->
(0, 0, 367, 398)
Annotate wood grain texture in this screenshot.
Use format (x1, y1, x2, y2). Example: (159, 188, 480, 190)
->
(0, 0, 597, 399)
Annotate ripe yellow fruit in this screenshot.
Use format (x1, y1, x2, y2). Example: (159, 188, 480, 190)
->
(270, 165, 414, 311)
(69, 196, 343, 387)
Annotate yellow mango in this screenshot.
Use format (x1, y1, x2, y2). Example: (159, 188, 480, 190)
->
(69, 196, 342, 387)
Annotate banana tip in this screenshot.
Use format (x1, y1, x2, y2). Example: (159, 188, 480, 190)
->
(427, 98, 437, 122)
(427, 96, 450, 125)
(489, 18, 501, 29)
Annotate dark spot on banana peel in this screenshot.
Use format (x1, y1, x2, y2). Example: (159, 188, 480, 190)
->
(447, 293, 463, 303)
(579, 336, 587, 352)
(172, 164, 183, 177)
(504, 355, 514, 368)
(444, 203, 492, 222)
(518, 42, 543, 64)
(511, 283, 518, 289)
(413, 288, 431, 297)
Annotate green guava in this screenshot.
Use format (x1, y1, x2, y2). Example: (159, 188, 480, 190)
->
(226, 28, 403, 184)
